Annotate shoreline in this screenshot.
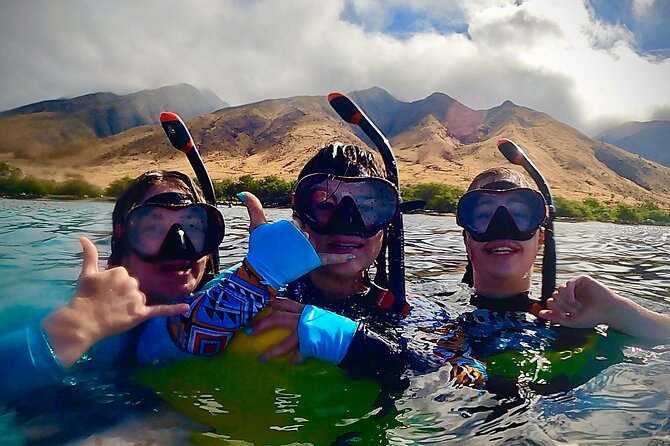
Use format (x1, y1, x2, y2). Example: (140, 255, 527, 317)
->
(2, 195, 669, 227)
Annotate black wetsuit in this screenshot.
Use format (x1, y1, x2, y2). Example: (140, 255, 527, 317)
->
(282, 276, 486, 388)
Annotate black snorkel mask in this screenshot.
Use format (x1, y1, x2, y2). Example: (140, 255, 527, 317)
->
(456, 181, 548, 243)
(293, 173, 400, 238)
(125, 192, 225, 263)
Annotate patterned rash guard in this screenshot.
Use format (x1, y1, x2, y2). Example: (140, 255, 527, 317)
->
(439, 291, 626, 395)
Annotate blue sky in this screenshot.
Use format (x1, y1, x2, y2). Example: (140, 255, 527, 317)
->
(0, 0, 668, 135)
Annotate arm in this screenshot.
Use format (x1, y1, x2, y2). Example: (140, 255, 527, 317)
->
(167, 192, 353, 356)
(0, 237, 186, 399)
(538, 275, 670, 340)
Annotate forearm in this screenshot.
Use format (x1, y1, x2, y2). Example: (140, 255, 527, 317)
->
(0, 323, 65, 399)
(338, 324, 407, 379)
(607, 297, 670, 340)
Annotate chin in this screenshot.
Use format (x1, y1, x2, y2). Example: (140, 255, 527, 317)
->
(323, 261, 367, 278)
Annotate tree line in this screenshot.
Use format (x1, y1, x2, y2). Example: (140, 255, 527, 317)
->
(2, 162, 669, 225)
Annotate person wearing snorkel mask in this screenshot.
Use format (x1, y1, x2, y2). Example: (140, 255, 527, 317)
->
(0, 170, 347, 401)
(436, 166, 629, 405)
(235, 142, 485, 385)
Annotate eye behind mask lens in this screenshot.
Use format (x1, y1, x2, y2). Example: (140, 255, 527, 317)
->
(457, 188, 546, 241)
(125, 203, 224, 261)
(294, 174, 399, 237)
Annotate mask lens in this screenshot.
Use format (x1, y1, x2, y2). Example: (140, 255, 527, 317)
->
(295, 174, 399, 236)
(457, 188, 546, 239)
(126, 204, 224, 259)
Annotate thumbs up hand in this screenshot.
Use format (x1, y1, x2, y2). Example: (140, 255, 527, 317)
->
(41, 237, 189, 367)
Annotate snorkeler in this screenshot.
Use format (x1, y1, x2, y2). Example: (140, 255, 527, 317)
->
(447, 164, 629, 396)
(0, 170, 350, 400)
(237, 142, 485, 384)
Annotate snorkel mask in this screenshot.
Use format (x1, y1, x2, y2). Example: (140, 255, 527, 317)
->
(293, 173, 400, 238)
(456, 181, 548, 242)
(124, 192, 225, 263)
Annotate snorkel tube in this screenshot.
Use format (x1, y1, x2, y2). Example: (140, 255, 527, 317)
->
(497, 139, 556, 302)
(327, 92, 410, 315)
(159, 112, 220, 273)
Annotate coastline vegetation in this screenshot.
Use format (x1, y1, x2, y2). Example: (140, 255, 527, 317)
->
(2, 163, 669, 225)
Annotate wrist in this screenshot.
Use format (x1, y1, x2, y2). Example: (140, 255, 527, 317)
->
(41, 303, 97, 367)
(297, 305, 359, 365)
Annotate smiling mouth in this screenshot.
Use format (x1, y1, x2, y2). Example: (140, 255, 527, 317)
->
(328, 242, 364, 252)
(486, 246, 517, 255)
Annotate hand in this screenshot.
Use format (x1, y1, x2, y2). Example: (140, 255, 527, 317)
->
(41, 237, 189, 367)
(238, 191, 354, 266)
(537, 275, 617, 328)
(247, 298, 304, 362)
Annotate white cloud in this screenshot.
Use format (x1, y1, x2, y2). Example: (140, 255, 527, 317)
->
(0, 0, 667, 135)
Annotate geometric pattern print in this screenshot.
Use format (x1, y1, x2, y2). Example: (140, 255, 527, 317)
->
(167, 273, 271, 356)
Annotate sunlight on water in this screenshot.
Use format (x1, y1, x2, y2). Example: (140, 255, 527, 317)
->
(0, 199, 668, 445)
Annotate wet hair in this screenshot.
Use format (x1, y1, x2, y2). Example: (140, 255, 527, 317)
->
(297, 142, 386, 180)
(466, 167, 534, 192)
(109, 170, 216, 280)
(461, 167, 536, 286)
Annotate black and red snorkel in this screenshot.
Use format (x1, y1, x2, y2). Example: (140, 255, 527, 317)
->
(328, 93, 421, 316)
(497, 138, 557, 303)
(159, 112, 221, 273)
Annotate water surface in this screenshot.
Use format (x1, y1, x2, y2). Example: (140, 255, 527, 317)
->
(0, 199, 668, 445)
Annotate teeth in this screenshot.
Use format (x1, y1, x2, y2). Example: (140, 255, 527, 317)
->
(337, 243, 359, 248)
(490, 247, 513, 254)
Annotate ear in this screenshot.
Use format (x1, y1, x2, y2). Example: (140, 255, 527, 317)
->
(462, 230, 472, 256)
(538, 227, 545, 251)
(289, 192, 295, 207)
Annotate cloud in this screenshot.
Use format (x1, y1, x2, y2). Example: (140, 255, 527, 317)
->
(0, 0, 667, 136)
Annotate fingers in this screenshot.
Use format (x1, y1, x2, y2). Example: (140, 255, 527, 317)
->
(261, 332, 300, 361)
(318, 252, 356, 266)
(78, 237, 100, 278)
(270, 298, 304, 314)
(537, 306, 566, 324)
(252, 308, 300, 334)
(145, 302, 190, 319)
(550, 280, 581, 317)
(238, 192, 267, 232)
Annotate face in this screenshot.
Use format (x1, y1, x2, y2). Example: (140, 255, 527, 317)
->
(463, 173, 544, 289)
(465, 231, 542, 285)
(121, 184, 208, 304)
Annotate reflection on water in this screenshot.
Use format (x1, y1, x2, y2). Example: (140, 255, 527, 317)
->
(0, 199, 669, 445)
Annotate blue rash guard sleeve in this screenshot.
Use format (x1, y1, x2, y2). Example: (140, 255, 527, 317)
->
(245, 220, 322, 291)
(297, 305, 359, 365)
(167, 220, 327, 357)
(0, 322, 64, 400)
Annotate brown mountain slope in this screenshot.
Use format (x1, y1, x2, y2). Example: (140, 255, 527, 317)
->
(2, 89, 670, 206)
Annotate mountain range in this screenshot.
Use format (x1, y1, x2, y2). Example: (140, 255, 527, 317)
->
(597, 121, 670, 168)
(1, 84, 669, 206)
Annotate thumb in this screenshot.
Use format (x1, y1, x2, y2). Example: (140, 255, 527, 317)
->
(238, 191, 268, 232)
(79, 236, 100, 278)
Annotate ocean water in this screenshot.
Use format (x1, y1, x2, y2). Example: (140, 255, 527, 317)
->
(0, 199, 668, 445)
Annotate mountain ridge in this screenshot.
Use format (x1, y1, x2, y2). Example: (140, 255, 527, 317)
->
(1, 86, 669, 207)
